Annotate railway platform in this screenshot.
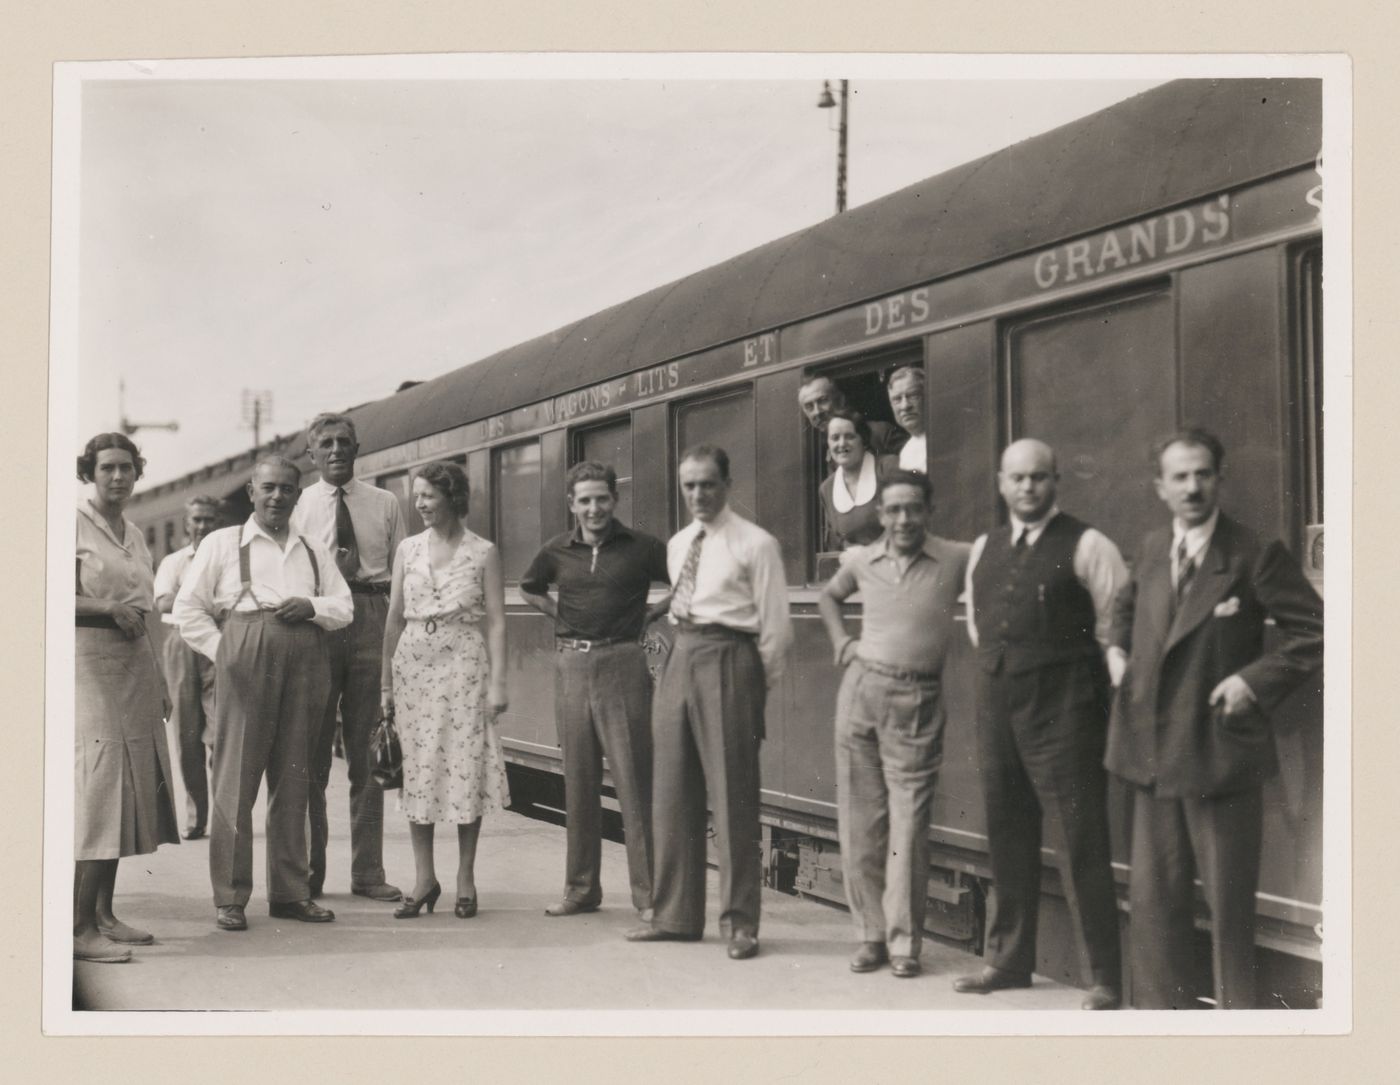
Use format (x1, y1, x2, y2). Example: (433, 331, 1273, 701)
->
(73, 757, 1082, 1016)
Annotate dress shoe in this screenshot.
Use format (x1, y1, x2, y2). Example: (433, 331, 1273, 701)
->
(953, 965, 1032, 994)
(268, 899, 335, 923)
(394, 882, 442, 919)
(727, 932, 759, 960)
(1081, 984, 1122, 1011)
(454, 896, 478, 919)
(545, 898, 600, 917)
(97, 918, 155, 945)
(216, 905, 248, 931)
(891, 955, 922, 978)
(353, 882, 403, 902)
(624, 924, 702, 942)
(849, 942, 889, 973)
(183, 825, 206, 841)
(74, 931, 132, 963)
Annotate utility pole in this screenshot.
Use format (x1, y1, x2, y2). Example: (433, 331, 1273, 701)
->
(816, 80, 850, 214)
(118, 378, 179, 436)
(241, 389, 273, 450)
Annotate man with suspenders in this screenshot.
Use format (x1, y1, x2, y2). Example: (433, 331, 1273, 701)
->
(174, 455, 353, 932)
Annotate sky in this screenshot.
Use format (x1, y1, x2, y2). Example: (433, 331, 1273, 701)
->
(75, 74, 1164, 488)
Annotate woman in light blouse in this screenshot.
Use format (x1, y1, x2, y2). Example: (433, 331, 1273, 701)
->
(74, 433, 180, 963)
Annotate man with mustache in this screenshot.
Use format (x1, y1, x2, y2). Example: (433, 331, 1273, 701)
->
(154, 495, 223, 840)
(292, 412, 408, 903)
(520, 460, 670, 921)
(174, 455, 353, 931)
(1105, 429, 1323, 1009)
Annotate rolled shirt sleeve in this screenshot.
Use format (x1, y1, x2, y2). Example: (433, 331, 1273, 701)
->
(1072, 527, 1130, 650)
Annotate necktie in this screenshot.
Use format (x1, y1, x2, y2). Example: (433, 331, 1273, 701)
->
(1015, 527, 1030, 549)
(335, 486, 360, 581)
(1175, 536, 1195, 605)
(670, 528, 706, 621)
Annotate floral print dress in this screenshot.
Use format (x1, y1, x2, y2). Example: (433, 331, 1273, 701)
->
(391, 530, 510, 824)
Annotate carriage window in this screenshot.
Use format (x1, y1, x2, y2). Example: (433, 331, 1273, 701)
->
(1004, 287, 1176, 550)
(803, 349, 920, 576)
(573, 418, 634, 528)
(145, 526, 157, 551)
(494, 440, 543, 581)
(163, 520, 177, 558)
(673, 388, 756, 531)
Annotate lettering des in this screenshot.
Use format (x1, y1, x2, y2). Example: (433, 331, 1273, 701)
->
(864, 287, 932, 338)
(1033, 195, 1230, 290)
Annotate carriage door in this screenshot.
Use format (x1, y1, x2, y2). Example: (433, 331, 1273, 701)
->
(1002, 286, 1177, 550)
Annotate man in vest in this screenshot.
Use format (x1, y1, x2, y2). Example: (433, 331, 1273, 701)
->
(955, 438, 1127, 1010)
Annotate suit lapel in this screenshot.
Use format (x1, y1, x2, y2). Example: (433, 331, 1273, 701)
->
(1164, 516, 1237, 654)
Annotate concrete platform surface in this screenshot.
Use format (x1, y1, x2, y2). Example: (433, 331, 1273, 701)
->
(75, 764, 1082, 1014)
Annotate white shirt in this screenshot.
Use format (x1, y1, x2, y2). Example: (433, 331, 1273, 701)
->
(898, 434, 927, 473)
(667, 505, 793, 686)
(831, 451, 878, 512)
(173, 517, 354, 661)
(290, 477, 407, 583)
(76, 501, 154, 611)
(964, 507, 1128, 649)
(153, 545, 196, 626)
(1172, 508, 1219, 589)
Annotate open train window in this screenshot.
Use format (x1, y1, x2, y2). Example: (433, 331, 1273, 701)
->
(1002, 285, 1176, 551)
(571, 417, 634, 528)
(1291, 242, 1323, 581)
(672, 387, 756, 532)
(804, 347, 920, 580)
(493, 440, 543, 581)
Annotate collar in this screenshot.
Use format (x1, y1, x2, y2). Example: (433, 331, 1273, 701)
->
(873, 531, 940, 564)
(79, 498, 132, 548)
(241, 515, 300, 549)
(1009, 505, 1060, 545)
(570, 520, 632, 548)
(832, 451, 878, 512)
(688, 504, 733, 537)
(312, 476, 359, 496)
(1172, 508, 1220, 557)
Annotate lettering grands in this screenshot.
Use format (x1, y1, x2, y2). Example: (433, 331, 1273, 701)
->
(1032, 195, 1230, 290)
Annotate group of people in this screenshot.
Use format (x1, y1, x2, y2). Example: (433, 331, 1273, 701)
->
(72, 376, 1322, 1011)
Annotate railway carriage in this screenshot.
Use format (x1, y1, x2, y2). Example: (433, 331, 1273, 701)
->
(129, 77, 1327, 1006)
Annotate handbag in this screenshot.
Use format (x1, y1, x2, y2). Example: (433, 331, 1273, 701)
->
(370, 710, 404, 790)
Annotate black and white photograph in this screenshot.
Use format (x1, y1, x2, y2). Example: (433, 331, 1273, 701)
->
(44, 52, 1351, 1035)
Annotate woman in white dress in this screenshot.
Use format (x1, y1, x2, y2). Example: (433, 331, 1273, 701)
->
(380, 461, 510, 919)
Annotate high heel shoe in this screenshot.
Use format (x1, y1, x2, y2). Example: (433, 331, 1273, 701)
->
(393, 882, 441, 919)
(454, 895, 478, 919)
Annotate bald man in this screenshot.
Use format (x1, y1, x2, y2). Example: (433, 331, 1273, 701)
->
(956, 439, 1128, 1010)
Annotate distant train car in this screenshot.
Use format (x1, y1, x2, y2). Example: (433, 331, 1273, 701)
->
(130, 78, 1325, 1006)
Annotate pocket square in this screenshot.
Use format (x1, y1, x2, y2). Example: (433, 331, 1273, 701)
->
(1213, 596, 1241, 617)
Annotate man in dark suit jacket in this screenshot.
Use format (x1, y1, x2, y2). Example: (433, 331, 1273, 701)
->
(1105, 429, 1323, 1009)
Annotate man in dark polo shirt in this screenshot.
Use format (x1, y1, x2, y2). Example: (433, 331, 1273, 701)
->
(521, 461, 671, 919)
(955, 438, 1128, 1010)
(817, 469, 970, 979)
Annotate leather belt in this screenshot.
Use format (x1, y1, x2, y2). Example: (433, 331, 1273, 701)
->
(76, 614, 122, 630)
(557, 636, 632, 653)
(670, 619, 756, 641)
(856, 656, 941, 684)
(348, 581, 391, 596)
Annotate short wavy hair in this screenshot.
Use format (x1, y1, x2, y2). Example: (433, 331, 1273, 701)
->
(306, 412, 358, 448)
(77, 432, 146, 484)
(416, 460, 470, 517)
(879, 468, 934, 505)
(567, 460, 617, 496)
(679, 443, 730, 482)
